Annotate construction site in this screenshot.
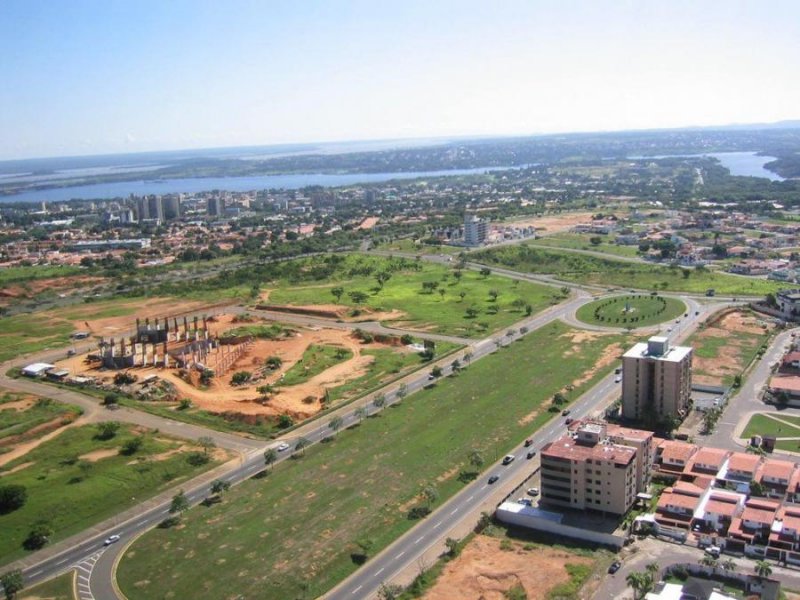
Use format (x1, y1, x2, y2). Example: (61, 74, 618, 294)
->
(58, 312, 424, 421)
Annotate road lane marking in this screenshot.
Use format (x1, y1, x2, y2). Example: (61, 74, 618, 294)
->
(351, 586, 362, 595)
(396, 551, 405, 559)
(467, 495, 474, 501)
(450, 508, 458, 515)
(30, 570, 42, 577)
(375, 568, 384, 576)
(433, 521, 442, 529)
(55, 558, 68, 565)
(137, 520, 148, 526)
(415, 536, 424, 544)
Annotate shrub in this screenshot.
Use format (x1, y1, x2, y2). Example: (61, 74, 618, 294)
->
(119, 436, 144, 456)
(0, 484, 28, 514)
(231, 371, 252, 386)
(186, 451, 210, 466)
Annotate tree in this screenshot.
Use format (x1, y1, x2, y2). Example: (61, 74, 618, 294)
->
(331, 286, 344, 302)
(295, 436, 310, 456)
(469, 450, 484, 470)
(375, 271, 391, 289)
(766, 292, 777, 308)
(480, 267, 491, 278)
(23, 521, 54, 550)
(488, 289, 499, 302)
(349, 291, 369, 304)
(450, 358, 461, 373)
(421, 485, 438, 507)
(722, 558, 736, 573)
(465, 306, 479, 318)
(438, 288, 445, 301)
(328, 416, 344, 436)
(590, 236, 603, 246)
(198, 436, 216, 454)
(552, 392, 567, 406)
(378, 583, 403, 600)
(95, 421, 121, 440)
(277, 414, 294, 429)
(265, 356, 283, 370)
(170, 490, 189, 516)
(749, 479, 766, 496)
(645, 562, 659, 578)
(0, 569, 24, 600)
(120, 435, 144, 456)
(700, 555, 718, 568)
(0, 485, 27, 515)
(430, 366, 443, 379)
(755, 560, 772, 578)
(396, 383, 407, 399)
(625, 571, 653, 600)
(210, 480, 230, 495)
(372, 393, 386, 410)
(231, 371, 252, 386)
(463, 351, 473, 364)
(102, 393, 119, 406)
(445, 537, 460, 557)
(264, 448, 278, 470)
(453, 270, 463, 282)
(355, 406, 367, 422)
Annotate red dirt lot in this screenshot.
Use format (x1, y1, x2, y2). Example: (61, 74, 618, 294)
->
(423, 535, 594, 600)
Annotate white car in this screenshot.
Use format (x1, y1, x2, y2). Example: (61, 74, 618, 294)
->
(614, 376, 621, 383)
(526, 487, 540, 496)
(104, 534, 121, 546)
(276, 442, 290, 452)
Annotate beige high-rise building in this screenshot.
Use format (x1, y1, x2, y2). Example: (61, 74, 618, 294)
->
(540, 423, 638, 515)
(621, 336, 692, 423)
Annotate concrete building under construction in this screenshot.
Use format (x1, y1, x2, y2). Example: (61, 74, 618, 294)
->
(98, 314, 252, 376)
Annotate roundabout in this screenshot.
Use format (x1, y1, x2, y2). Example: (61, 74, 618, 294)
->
(575, 294, 686, 328)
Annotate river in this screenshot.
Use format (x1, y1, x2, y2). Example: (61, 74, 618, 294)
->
(0, 166, 513, 203)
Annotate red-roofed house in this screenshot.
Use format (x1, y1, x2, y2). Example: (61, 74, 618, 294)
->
(757, 459, 797, 498)
(656, 484, 703, 530)
(656, 440, 698, 474)
(724, 452, 762, 483)
(686, 447, 729, 477)
(728, 499, 780, 552)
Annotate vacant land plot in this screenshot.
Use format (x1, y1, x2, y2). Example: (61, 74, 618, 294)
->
(374, 238, 461, 255)
(472, 245, 790, 296)
(0, 391, 82, 459)
(280, 344, 353, 386)
(0, 423, 222, 564)
(505, 211, 600, 234)
(266, 254, 559, 337)
(422, 534, 597, 600)
(18, 570, 75, 600)
(576, 295, 685, 328)
(529, 232, 641, 258)
(687, 310, 773, 386)
(117, 321, 626, 600)
(0, 313, 74, 364)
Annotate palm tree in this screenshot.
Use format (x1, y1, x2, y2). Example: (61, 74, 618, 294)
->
(372, 394, 386, 410)
(645, 562, 659, 578)
(700, 555, 718, 569)
(722, 558, 736, 573)
(755, 560, 772, 578)
(625, 571, 653, 600)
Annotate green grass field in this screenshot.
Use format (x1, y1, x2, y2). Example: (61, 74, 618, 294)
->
(741, 413, 800, 439)
(374, 238, 462, 255)
(18, 570, 75, 600)
(0, 424, 221, 565)
(472, 245, 791, 296)
(267, 254, 561, 337)
(0, 264, 82, 287)
(117, 321, 627, 599)
(0, 392, 82, 442)
(529, 233, 641, 258)
(575, 295, 686, 328)
(0, 313, 74, 364)
(280, 344, 353, 386)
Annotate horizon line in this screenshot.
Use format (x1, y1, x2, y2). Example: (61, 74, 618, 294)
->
(3, 118, 800, 164)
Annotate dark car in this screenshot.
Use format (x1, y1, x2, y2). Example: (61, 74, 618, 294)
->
(608, 561, 621, 574)
(561, 409, 570, 416)
(488, 475, 499, 484)
(524, 439, 533, 447)
(526, 450, 536, 459)
(565, 418, 574, 425)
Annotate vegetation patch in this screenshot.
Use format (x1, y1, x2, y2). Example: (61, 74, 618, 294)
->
(279, 344, 353, 386)
(472, 245, 791, 295)
(0, 423, 221, 564)
(575, 295, 685, 328)
(117, 321, 626, 600)
(15, 570, 75, 600)
(0, 314, 74, 364)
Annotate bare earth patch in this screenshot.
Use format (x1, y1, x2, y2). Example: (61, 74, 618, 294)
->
(508, 211, 599, 235)
(692, 309, 773, 386)
(79, 448, 119, 462)
(0, 415, 82, 468)
(422, 535, 593, 600)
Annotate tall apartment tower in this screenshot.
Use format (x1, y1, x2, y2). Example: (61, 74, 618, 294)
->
(621, 336, 692, 422)
(207, 197, 225, 217)
(162, 195, 181, 220)
(464, 214, 488, 246)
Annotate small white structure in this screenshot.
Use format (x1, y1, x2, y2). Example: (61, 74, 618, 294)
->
(21, 362, 55, 377)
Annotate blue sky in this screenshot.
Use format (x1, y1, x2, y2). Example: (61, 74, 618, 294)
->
(1, 0, 799, 159)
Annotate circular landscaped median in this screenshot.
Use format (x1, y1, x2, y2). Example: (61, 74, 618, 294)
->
(576, 294, 686, 328)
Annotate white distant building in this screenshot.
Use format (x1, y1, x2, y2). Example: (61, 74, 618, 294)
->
(622, 336, 693, 422)
(464, 214, 488, 246)
(21, 362, 55, 377)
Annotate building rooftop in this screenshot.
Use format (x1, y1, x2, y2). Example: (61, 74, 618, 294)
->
(726, 452, 761, 475)
(658, 440, 698, 464)
(623, 340, 692, 363)
(759, 459, 796, 483)
(542, 436, 636, 466)
(688, 447, 729, 471)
